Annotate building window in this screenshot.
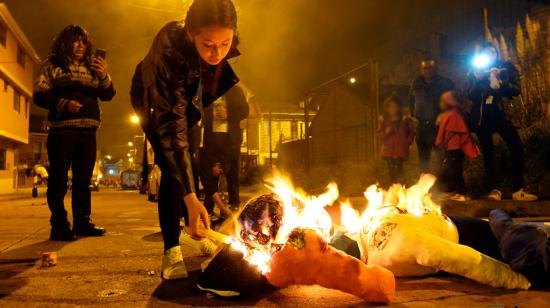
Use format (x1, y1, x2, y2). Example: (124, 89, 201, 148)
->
(13, 90, 20, 113)
(0, 149, 6, 170)
(17, 45, 25, 68)
(0, 23, 6, 47)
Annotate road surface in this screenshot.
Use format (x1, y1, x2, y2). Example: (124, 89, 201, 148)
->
(0, 189, 548, 307)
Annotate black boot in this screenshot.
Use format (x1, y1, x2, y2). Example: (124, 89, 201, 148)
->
(73, 221, 106, 237)
(50, 222, 76, 241)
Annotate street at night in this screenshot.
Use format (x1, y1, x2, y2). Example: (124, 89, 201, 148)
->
(1, 0, 550, 307)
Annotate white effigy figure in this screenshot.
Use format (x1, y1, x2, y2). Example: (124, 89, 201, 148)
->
(350, 175, 530, 290)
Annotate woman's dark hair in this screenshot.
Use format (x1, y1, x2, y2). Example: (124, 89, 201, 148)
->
(49, 25, 94, 70)
(383, 95, 404, 119)
(185, 0, 239, 48)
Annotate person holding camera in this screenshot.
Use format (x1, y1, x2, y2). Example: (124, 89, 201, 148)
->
(467, 43, 537, 201)
(34, 25, 116, 241)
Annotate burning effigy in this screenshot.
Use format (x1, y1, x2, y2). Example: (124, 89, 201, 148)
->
(198, 173, 530, 303)
(341, 174, 531, 290)
(198, 179, 395, 304)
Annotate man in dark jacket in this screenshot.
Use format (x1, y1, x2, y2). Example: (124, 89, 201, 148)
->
(408, 58, 455, 173)
(467, 43, 537, 201)
(200, 84, 249, 217)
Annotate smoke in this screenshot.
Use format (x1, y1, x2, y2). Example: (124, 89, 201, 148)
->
(4, 0, 529, 158)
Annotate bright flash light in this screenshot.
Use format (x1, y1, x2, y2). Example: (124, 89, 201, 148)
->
(473, 53, 491, 69)
(128, 141, 134, 147)
(130, 115, 140, 124)
(349, 77, 357, 84)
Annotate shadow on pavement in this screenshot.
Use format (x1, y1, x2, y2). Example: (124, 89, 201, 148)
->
(0, 240, 72, 298)
(142, 232, 162, 242)
(149, 270, 272, 307)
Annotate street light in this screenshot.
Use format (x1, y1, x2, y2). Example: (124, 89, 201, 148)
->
(105, 155, 112, 160)
(127, 153, 131, 157)
(128, 141, 134, 147)
(349, 77, 357, 84)
(130, 115, 140, 124)
(129, 157, 134, 163)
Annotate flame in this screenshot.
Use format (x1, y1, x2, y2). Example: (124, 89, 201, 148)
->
(340, 174, 443, 235)
(228, 174, 338, 274)
(228, 173, 443, 274)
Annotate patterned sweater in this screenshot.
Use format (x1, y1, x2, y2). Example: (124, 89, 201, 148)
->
(33, 61, 116, 129)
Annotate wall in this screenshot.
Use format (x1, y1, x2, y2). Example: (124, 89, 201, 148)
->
(0, 139, 15, 193)
(0, 16, 33, 144)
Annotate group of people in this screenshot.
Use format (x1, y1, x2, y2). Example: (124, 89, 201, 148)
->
(33, 0, 541, 285)
(378, 44, 538, 202)
(33, 0, 246, 280)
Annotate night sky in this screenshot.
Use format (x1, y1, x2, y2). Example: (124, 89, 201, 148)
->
(3, 0, 537, 158)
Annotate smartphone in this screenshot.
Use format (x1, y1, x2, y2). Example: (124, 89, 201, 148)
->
(95, 49, 107, 59)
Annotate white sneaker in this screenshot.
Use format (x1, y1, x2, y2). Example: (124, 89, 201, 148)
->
(487, 189, 502, 201)
(162, 246, 188, 280)
(512, 189, 538, 202)
(179, 230, 218, 257)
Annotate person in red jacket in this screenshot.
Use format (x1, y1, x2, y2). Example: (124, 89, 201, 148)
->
(377, 96, 415, 184)
(435, 90, 480, 202)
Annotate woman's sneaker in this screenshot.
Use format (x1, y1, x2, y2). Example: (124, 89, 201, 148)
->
(162, 246, 188, 280)
(487, 189, 502, 201)
(512, 189, 538, 202)
(179, 230, 218, 257)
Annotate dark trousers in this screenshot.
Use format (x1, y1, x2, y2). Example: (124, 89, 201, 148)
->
(201, 133, 241, 213)
(438, 150, 466, 194)
(384, 157, 404, 184)
(489, 209, 550, 288)
(157, 160, 189, 251)
(477, 121, 524, 192)
(416, 121, 438, 173)
(46, 129, 96, 227)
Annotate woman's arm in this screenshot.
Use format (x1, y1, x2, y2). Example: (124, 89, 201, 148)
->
(498, 62, 521, 98)
(97, 75, 116, 101)
(33, 63, 68, 112)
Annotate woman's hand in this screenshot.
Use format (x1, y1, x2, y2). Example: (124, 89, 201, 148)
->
(91, 56, 109, 80)
(183, 193, 210, 240)
(67, 100, 83, 113)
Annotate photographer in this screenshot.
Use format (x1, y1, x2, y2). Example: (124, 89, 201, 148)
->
(467, 43, 537, 201)
(33, 25, 116, 241)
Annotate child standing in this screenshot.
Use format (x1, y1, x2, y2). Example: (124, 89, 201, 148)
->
(377, 96, 415, 184)
(435, 91, 480, 201)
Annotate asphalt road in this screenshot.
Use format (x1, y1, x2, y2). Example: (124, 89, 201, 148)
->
(0, 189, 548, 307)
